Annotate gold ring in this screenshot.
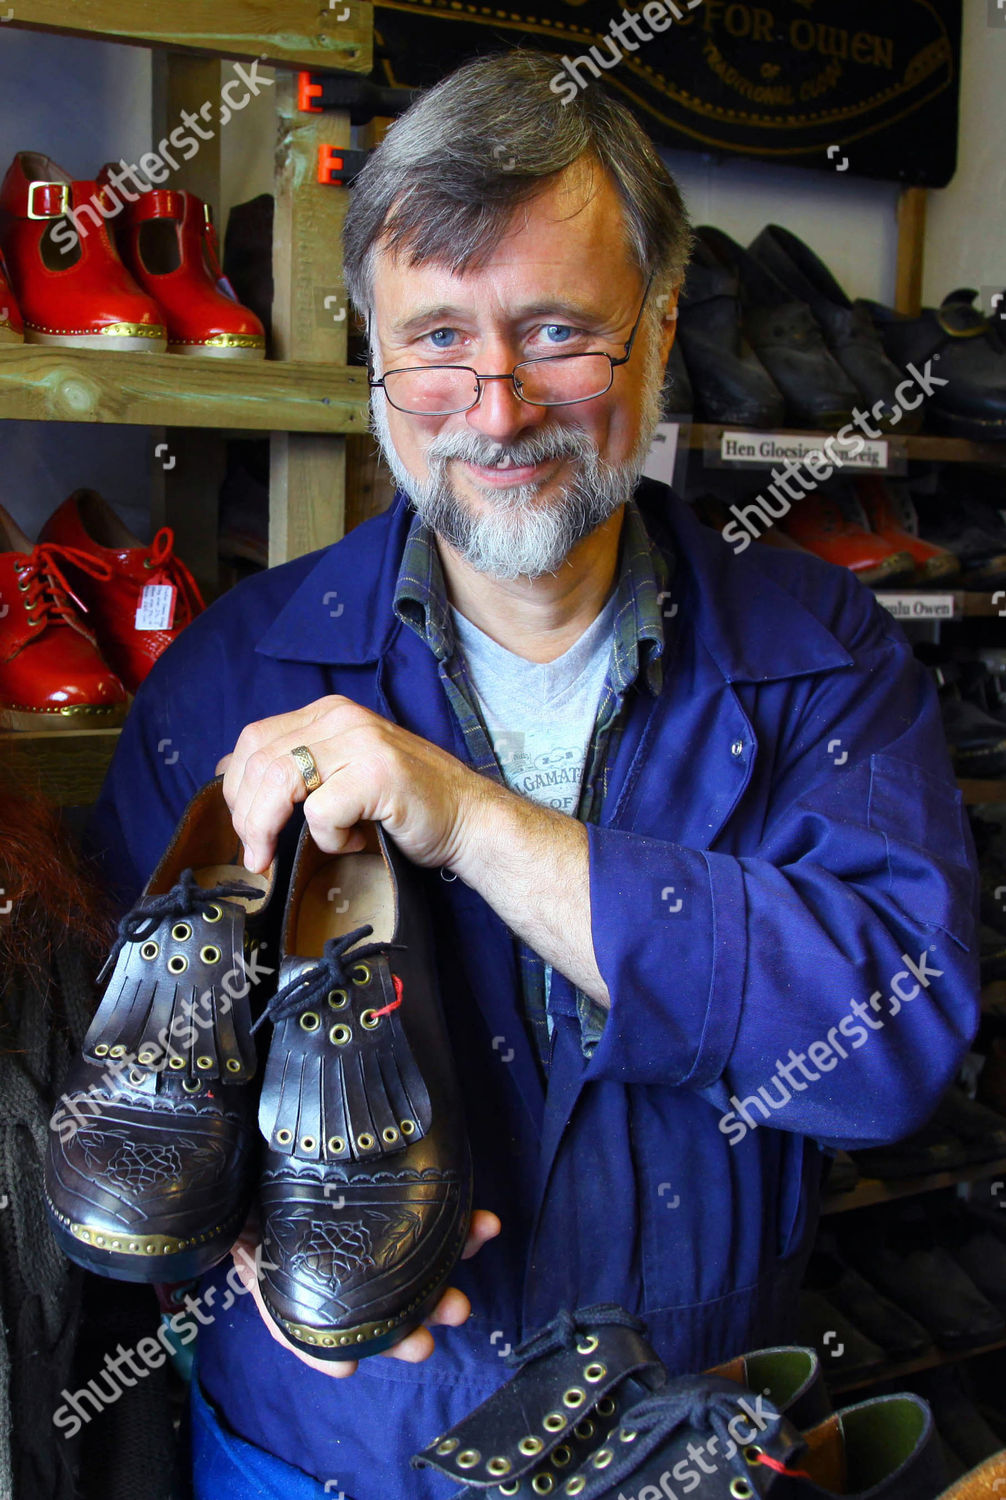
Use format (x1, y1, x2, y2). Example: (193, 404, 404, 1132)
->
(290, 744, 322, 792)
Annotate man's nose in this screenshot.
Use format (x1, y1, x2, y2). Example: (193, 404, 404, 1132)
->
(465, 368, 550, 445)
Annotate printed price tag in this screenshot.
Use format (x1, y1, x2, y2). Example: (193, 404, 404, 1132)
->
(135, 583, 176, 631)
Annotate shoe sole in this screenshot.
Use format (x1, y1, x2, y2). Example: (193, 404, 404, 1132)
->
(25, 330, 167, 353)
(170, 343, 265, 359)
(0, 701, 128, 730)
(261, 1162, 474, 1362)
(45, 1189, 250, 1284)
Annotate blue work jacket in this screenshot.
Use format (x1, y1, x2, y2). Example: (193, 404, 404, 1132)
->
(88, 480, 980, 1498)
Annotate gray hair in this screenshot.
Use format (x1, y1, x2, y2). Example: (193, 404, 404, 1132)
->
(343, 50, 692, 324)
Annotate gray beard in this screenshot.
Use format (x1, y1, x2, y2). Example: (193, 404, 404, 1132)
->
(370, 358, 665, 581)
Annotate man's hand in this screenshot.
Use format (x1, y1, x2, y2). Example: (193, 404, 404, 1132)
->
(228, 1210, 501, 1377)
(218, 695, 488, 875)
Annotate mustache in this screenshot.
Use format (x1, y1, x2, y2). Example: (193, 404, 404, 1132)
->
(425, 425, 600, 470)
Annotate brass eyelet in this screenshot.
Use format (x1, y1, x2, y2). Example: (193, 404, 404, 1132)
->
(356, 1132, 375, 1150)
(109, 1044, 126, 1058)
(351, 962, 371, 985)
(562, 1388, 585, 1409)
(552, 1445, 572, 1467)
(575, 1335, 598, 1354)
(532, 1477, 554, 1495)
(327, 1135, 346, 1153)
(730, 1483, 754, 1500)
(137, 1050, 156, 1064)
(456, 1450, 480, 1470)
(572, 1421, 594, 1441)
(592, 1449, 613, 1470)
(200, 944, 221, 964)
(167, 954, 188, 974)
(487, 1457, 511, 1477)
(276, 1128, 293, 1145)
(382, 1126, 400, 1145)
(595, 1397, 616, 1417)
(329, 1023, 352, 1045)
(300, 1136, 317, 1152)
(400, 1118, 416, 1136)
(619, 1428, 637, 1443)
(182, 1079, 201, 1093)
(565, 1480, 586, 1497)
(140, 941, 159, 960)
(518, 1437, 543, 1457)
(168, 1055, 185, 1070)
(435, 1439, 458, 1455)
(93, 1043, 109, 1057)
(327, 988, 348, 1008)
(743, 1446, 764, 1467)
(195, 1055, 213, 1070)
(584, 1363, 605, 1383)
(171, 922, 192, 942)
(202, 904, 223, 923)
(499, 1483, 521, 1497)
(360, 1008, 380, 1029)
(129, 1068, 147, 1087)
(299, 1011, 320, 1032)
(543, 1412, 565, 1432)
(225, 1058, 241, 1073)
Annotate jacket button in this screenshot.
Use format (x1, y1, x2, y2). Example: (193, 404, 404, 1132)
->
(730, 739, 744, 758)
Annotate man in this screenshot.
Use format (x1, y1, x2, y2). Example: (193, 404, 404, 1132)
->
(89, 49, 979, 1500)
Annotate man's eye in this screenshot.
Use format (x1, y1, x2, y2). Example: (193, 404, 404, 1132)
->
(542, 324, 575, 345)
(427, 328, 456, 349)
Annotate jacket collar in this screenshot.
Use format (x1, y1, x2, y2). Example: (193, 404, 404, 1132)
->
(255, 483, 853, 684)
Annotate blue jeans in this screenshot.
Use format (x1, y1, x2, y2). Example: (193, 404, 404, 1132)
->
(191, 1367, 356, 1500)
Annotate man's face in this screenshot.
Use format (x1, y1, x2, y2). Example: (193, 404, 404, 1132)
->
(368, 159, 676, 580)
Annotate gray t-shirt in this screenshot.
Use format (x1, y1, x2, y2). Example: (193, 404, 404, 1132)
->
(450, 593, 616, 813)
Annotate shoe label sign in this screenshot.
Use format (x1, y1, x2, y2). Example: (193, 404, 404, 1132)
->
(136, 583, 177, 631)
(876, 594, 955, 621)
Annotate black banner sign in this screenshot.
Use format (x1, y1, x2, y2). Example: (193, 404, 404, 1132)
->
(372, 0, 962, 185)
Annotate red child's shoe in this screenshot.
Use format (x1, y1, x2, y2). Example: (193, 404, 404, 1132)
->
(108, 180, 266, 358)
(856, 476, 960, 583)
(0, 251, 24, 343)
(0, 504, 127, 730)
(39, 490, 205, 692)
(0, 152, 165, 351)
(781, 489, 916, 585)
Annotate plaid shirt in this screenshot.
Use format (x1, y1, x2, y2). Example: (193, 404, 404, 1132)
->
(394, 499, 673, 1071)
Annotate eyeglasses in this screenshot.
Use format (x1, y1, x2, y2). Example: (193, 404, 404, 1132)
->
(368, 276, 653, 416)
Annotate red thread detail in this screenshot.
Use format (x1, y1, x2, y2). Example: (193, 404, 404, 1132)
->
(757, 1454, 813, 1480)
(372, 973, 404, 1018)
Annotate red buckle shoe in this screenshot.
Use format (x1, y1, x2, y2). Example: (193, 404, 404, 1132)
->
(39, 489, 205, 692)
(0, 504, 127, 729)
(0, 251, 23, 343)
(856, 476, 960, 583)
(0, 152, 166, 351)
(107, 178, 265, 358)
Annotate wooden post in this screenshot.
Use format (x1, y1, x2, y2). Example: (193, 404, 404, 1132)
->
(268, 71, 349, 563)
(895, 186, 927, 317)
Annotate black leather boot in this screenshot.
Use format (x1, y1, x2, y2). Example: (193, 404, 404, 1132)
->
(45, 776, 275, 1282)
(254, 819, 472, 1359)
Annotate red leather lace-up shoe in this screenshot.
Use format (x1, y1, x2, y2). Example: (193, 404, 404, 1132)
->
(781, 491, 916, 586)
(856, 476, 960, 583)
(0, 252, 23, 343)
(40, 490, 205, 692)
(107, 177, 266, 358)
(0, 152, 165, 351)
(0, 504, 127, 729)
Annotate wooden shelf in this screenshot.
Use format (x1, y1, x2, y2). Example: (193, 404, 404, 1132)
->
(0, 347, 369, 433)
(7, 0, 371, 72)
(827, 1332, 1006, 1396)
(0, 726, 121, 807)
(677, 422, 1006, 467)
(822, 1155, 1006, 1216)
(958, 780, 1006, 805)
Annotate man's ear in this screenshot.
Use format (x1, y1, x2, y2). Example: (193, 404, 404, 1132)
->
(657, 285, 680, 365)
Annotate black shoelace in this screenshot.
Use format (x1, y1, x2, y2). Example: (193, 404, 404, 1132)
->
(505, 1305, 649, 1369)
(96, 869, 262, 985)
(250, 925, 406, 1033)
